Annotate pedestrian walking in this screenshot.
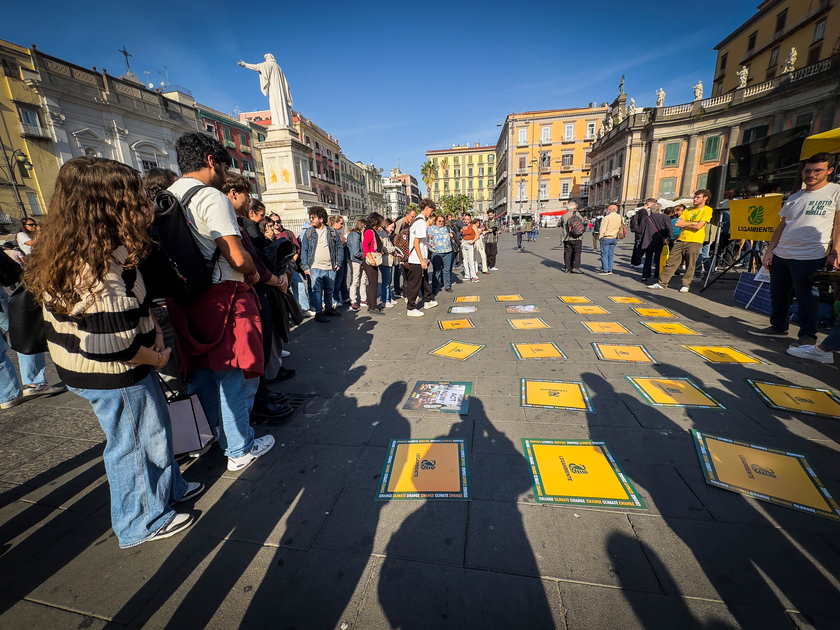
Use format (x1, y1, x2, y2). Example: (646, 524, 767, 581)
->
(560, 202, 585, 274)
(597, 204, 622, 275)
(405, 198, 438, 317)
(484, 210, 499, 270)
(637, 202, 672, 282)
(592, 214, 602, 252)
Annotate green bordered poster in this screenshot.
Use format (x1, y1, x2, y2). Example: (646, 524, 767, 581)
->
(692, 430, 840, 521)
(626, 376, 725, 409)
(638, 321, 702, 335)
(558, 296, 591, 304)
(507, 317, 550, 330)
(438, 318, 475, 331)
(682, 345, 765, 365)
(376, 438, 471, 501)
(520, 379, 595, 412)
(510, 342, 567, 360)
(495, 294, 523, 302)
(591, 343, 657, 364)
(746, 379, 840, 420)
(428, 340, 485, 361)
(522, 439, 646, 509)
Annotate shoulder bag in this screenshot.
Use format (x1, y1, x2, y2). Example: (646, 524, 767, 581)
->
(8, 285, 48, 355)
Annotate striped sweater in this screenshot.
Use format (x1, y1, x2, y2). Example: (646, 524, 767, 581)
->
(43, 247, 156, 389)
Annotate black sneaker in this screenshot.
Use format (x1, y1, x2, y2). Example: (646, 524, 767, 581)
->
(268, 392, 289, 405)
(175, 482, 205, 504)
(251, 402, 294, 420)
(748, 326, 788, 338)
(789, 335, 817, 348)
(571, 269, 584, 274)
(267, 367, 296, 383)
(324, 308, 341, 317)
(314, 313, 330, 323)
(367, 308, 384, 316)
(445, 287, 453, 292)
(149, 513, 195, 542)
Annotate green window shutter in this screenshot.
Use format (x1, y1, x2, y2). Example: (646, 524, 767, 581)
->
(664, 142, 680, 166)
(703, 136, 720, 161)
(697, 173, 708, 189)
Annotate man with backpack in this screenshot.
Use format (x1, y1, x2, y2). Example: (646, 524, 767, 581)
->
(592, 214, 602, 252)
(300, 206, 344, 323)
(560, 202, 586, 274)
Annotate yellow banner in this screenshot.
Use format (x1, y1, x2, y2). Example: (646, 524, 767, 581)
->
(633, 308, 676, 318)
(683, 345, 763, 364)
(748, 380, 840, 419)
(521, 379, 593, 411)
(429, 341, 485, 361)
(495, 294, 523, 302)
(559, 296, 591, 303)
(627, 377, 725, 409)
(582, 322, 633, 334)
(454, 295, 479, 303)
(508, 318, 550, 330)
(640, 321, 701, 335)
(608, 296, 646, 304)
(729, 195, 783, 241)
(386, 442, 462, 493)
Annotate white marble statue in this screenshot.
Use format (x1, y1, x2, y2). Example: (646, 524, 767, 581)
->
(604, 115, 613, 132)
(692, 81, 703, 101)
(737, 66, 749, 89)
(655, 88, 665, 107)
(782, 47, 797, 73)
(617, 107, 625, 123)
(597, 125, 604, 139)
(238, 54, 293, 129)
(627, 98, 636, 116)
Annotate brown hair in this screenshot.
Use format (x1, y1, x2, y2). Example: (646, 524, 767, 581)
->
(419, 197, 436, 211)
(19, 217, 37, 236)
(221, 175, 252, 195)
(23, 157, 151, 314)
(805, 152, 835, 168)
(328, 215, 344, 227)
(308, 206, 328, 222)
(694, 189, 711, 200)
(142, 168, 178, 201)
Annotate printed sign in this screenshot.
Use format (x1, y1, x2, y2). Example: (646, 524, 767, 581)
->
(626, 376, 725, 409)
(608, 296, 646, 304)
(428, 340, 486, 361)
(520, 379, 594, 411)
(448, 305, 477, 314)
(438, 319, 475, 331)
(632, 307, 676, 318)
(692, 430, 840, 521)
(728, 195, 783, 242)
(747, 380, 840, 419)
(569, 305, 610, 315)
(682, 345, 764, 364)
(523, 439, 646, 509)
(558, 296, 591, 303)
(581, 321, 633, 334)
(403, 381, 472, 414)
(592, 343, 657, 363)
(376, 438, 470, 500)
(506, 304, 541, 314)
(638, 321, 702, 335)
(511, 342, 567, 360)
(754, 266, 771, 283)
(454, 296, 480, 303)
(507, 318, 550, 330)
(495, 294, 523, 302)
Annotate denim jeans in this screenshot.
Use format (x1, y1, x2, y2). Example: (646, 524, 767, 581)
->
(309, 268, 336, 314)
(189, 367, 255, 459)
(600, 238, 617, 271)
(379, 265, 394, 303)
(69, 373, 186, 548)
(769, 255, 825, 339)
(292, 271, 310, 312)
(335, 256, 349, 303)
(0, 334, 21, 404)
(0, 287, 46, 387)
(695, 242, 711, 275)
(431, 251, 454, 292)
(821, 315, 840, 351)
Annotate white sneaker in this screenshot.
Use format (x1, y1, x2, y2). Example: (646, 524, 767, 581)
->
(388, 300, 399, 306)
(679, 287, 689, 293)
(149, 513, 195, 541)
(407, 309, 425, 317)
(631, 264, 643, 269)
(281, 350, 291, 358)
(22, 383, 67, 398)
(384, 301, 395, 308)
(305, 310, 316, 317)
(423, 300, 438, 309)
(227, 435, 276, 471)
(786, 344, 834, 364)
(648, 283, 665, 289)
(490, 267, 499, 271)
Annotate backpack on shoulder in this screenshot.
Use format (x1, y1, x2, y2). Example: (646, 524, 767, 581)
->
(566, 214, 586, 239)
(0, 252, 21, 287)
(394, 225, 411, 268)
(629, 213, 639, 233)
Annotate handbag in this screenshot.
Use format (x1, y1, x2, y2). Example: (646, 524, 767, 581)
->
(282, 288, 304, 326)
(365, 252, 382, 267)
(158, 375, 215, 457)
(8, 285, 48, 355)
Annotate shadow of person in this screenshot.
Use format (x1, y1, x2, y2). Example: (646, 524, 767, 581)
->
(377, 398, 558, 629)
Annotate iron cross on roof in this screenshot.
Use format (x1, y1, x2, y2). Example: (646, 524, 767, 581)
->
(118, 46, 133, 72)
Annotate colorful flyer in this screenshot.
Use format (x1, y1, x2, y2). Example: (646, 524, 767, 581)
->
(506, 304, 541, 314)
(438, 319, 475, 331)
(402, 381, 473, 414)
(510, 342, 567, 360)
(592, 343, 657, 363)
(558, 296, 591, 304)
(454, 296, 479, 303)
(376, 438, 470, 500)
(632, 307, 676, 318)
(495, 294, 523, 302)
(428, 340, 485, 361)
(520, 379, 594, 412)
(507, 318, 550, 330)
(626, 376, 725, 409)
(448, 305, 477, 314)
(682, 345, 765, 365)
(523, 439, 646, 509)
(747, 380, 840, 420)
(569, 305, 610, 315)
(581, 321, 633, 334)
(692, 430, 840, 521)
(638, 321, 702, 335)
(608, 296, 646, 304)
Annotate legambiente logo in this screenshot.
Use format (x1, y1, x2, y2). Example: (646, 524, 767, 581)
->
(751, 464, 776, 478)
(420, 459, 436, 470)
(747, 205, 764, 226)
(569, 463, 588, 475)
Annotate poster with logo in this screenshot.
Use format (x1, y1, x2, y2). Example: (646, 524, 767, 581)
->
(448, 305, 477, 314)
(438, 319, 475, 331)
(682, 345, 765, 365)
(495, 294, 523, 302)
(403, 381, 472, 414)
(692, 430, 840, 521)
(754, 266, 771, 283)
(454, 295, 480, 303)
(511, 342, 567, 360)
(429, 340, 486, 361)
(507, 318, 550, 330)
(626, 376, 725, 409)
(569, 305, 610, 315)
(522, 439, 646, 509)
(608, 296, 646, 304)
(581, 321, 633, 334)
(729, 195, 783, 242)
(558, 296, 591, 303)
(592, 343, 657, 364)
(747, 380, 840, 419)
(376, 438, 471, 501)
(632, 307, 676, 318)
(506, 304, 541, 314)
(520, 379, 595, 411)
(638, 321, 702, 335)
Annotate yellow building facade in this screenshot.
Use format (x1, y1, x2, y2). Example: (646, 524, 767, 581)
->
(493, 106, 608, 219)
(424, 144, 496, 214)
(713, 0, 839, 95)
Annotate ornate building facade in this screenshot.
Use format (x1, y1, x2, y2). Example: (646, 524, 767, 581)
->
(424, 144, 497, 213)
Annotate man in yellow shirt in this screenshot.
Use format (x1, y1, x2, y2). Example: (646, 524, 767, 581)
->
(649, 189, 713, 293)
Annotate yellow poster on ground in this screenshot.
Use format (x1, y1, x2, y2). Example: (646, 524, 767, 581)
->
(429, 340, 485, 361)
(608, 296, 646, 304)
(569, 305, 610, 315)
(683, 346, 764, 364)
(632, 307, 676, 318)
(495, 294, 523, 302)
(747, 380, 840, 419)
(559, 296, 591, 303)
(508, 318, 550, 330)
(692, 430, 840, 521)
(582, 322, 633, 334)
(438, 319, 475, 331)
(729, 195, 783, 241)
(511, 342, 567, 360)
(592, 343, 657, 363)
(639, 321, 702, 335)
(454, 295, 479, 303)
(523, 439, 646, 508)
(520, 379, 594, 411)
(377, 438, 470, 500)
(626, 376, 725, 409)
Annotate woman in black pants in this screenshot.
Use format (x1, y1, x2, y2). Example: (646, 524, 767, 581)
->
(639, 203, 672, 282)
(361, 212, 384, 315)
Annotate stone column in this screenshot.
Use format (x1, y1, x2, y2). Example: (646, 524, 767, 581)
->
(680, 135, 698, 197)
(642, 139, 661, 199)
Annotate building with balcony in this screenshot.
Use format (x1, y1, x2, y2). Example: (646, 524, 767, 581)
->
(712, 0, 839, 96)
(294, 113, 342, 214)
(493, 106, 607, 220)
(340, 154, 366, 218)
(356, 161, 386, 215)
(383, 177, 407, 218)
(424, 143, 497, 214)
(387, 168, 421, 207)
(197, 105, 256, 187)
(237, 112, 270, 196)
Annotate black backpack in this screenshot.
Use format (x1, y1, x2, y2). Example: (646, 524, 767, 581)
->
(0, 251, 21, 286)
(140, 185, 221, 302)
(566, 214, 586, 238)
(629, 212, 640, 233)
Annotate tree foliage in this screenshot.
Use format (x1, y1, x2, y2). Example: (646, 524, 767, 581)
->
(420, 160, 436, 197)
(437, 194, 474, 216)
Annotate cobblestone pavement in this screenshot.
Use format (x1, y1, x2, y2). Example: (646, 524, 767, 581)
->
(1, 233, 839, 629)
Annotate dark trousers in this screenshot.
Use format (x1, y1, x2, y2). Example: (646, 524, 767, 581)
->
(642, 247, 663, 280)
(516, 233, 523, 248)
(630, 234, 644, 266)
(394, 263, 403, 295)
(485, 242, 497, 268)
(405, 263, 432, 310)
(564, 240, 582, 270)
(335, 256, 349, 302)
(769, 255, 825, 339)
(361, 260, 379, 311)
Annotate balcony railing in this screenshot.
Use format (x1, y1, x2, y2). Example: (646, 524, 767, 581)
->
(224, 139, 235, 149)
(662, 104, 693, 116)
(539, 165, 551, 173)
(18, 123, 51, 139)
(560, 165, 573, 172)
(790, 57, 832, 82)
(700, 93, 733, 109)
(240, 144, 251, 153)
(584, 133, 596, 140)
(744, 77, 779, 97)
(242, 170, 256, 178)
(540, 138, 552, 145)
(562, 136, 576, 143)
(227, 167, 242, 174)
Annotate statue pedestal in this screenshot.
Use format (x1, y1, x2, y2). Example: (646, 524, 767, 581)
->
(256, 126, 317, 232)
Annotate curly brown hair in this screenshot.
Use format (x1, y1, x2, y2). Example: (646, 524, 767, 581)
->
(23, 157, 152, 314)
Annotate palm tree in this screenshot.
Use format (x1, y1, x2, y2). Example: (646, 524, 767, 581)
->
(420, 160, 436, 198)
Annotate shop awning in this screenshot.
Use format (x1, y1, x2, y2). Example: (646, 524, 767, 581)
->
(539, 210, 568, 216)
(800, 127, 840, 159)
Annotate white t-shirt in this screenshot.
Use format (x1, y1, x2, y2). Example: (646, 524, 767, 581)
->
(17, 232, 33, 255)
(167, 177, 243, 283)
(775, 183, 840, 260)
(408, 217, 428, 264)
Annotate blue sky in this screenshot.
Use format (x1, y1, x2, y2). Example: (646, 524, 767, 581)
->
(3, 0, 757, 181)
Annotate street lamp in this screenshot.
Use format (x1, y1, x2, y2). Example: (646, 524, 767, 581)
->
(0, 138, 34, 218)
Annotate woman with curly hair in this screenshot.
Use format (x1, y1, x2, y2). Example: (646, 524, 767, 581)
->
(23, 157, 203, 548)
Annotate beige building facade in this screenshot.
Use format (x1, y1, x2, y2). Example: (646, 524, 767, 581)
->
(425, 144, 497, 214)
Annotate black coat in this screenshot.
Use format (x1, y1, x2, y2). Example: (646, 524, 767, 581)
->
(639, 213, 673, 250)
